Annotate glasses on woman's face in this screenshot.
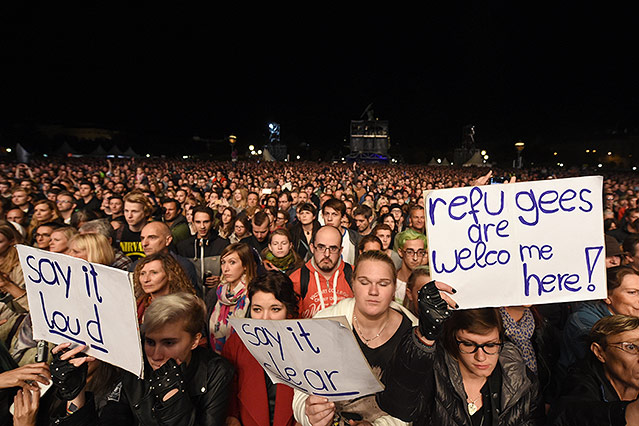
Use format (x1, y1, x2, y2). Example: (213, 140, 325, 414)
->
(456, 339, 504, 355)
(607, 342, 639, 355)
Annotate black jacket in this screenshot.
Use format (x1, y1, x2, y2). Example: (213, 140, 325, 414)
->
(377, 327, 542, 426)
(288, 220, 320, 262)
(176, 231, 229, 259)
(53, 347, 234, 426)
(548, 355, 630, 426)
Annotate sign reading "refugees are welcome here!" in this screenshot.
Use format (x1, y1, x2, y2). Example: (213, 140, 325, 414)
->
(425, 176, 607, 308)
(17, 246, 143, 377)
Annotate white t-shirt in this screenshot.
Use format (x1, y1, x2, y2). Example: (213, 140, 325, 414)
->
(395, 278, 407, 305)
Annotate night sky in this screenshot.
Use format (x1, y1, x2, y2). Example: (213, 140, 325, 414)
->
(1, 5, 637, 163)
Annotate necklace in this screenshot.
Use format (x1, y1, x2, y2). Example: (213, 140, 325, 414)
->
(353, 313, 389, 346)
(467, 392, 482, 416)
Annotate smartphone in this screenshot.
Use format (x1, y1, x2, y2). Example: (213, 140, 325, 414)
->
(340, 412, 363, 422)
(262, 188, 272, 194)
(490, 176, 507, 184)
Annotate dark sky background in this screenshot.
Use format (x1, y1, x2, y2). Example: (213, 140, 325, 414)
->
(1, 4, 638, 163)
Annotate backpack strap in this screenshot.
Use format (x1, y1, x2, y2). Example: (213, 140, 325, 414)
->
(300, 264, 310, 300)
(343, 262, 353, 288)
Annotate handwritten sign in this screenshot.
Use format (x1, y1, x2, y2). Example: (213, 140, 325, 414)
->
(17, 245, 143, 377)
(229, 317, 383, 401)
(425, 176, 606, 308)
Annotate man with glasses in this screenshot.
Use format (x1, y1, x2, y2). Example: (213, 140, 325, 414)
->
(551, 314, 639, 424)
(394, 229, 428, 305)
(290, 225, 354, 318)
(55, 191, 77, 225)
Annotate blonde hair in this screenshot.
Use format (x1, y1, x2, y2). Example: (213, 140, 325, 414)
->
(142, 292, 206, 337)
(354, 250, 397, 285)
(68, 233, 115, 265)
(0, 221, 22, 274)
(123, 190, 153, 217)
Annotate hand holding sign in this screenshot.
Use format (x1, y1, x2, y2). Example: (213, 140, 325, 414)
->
(304, 395, 335, 426)
(17, 246, 143, 377)
(418, 281, 457, 342)
(229, 317, 383, 401)
(425, 176, 606, 308)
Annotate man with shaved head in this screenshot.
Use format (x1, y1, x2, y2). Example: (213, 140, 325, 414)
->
(289, 225, 354, 318)
(128, 221, 201, 295)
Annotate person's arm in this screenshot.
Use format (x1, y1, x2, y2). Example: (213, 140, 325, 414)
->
(0, 363, 50, 390)
(377, 281, 456, 421)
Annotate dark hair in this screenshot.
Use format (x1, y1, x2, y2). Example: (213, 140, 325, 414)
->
(160, 197, 181, 211)
(358, 234, 383, 253)
(607, 266, 639, 293)
(276, 209, 290, 224)
(248, 271, 301, 319)
(623, 235, 639, 257)
(441, 308, 504, 359)
(353, 204, 373, 219)
(78, 180, 94, 191)
(322, 198, 346, 216)
(604, 218, 618, 232)
(297, 202, 317, 216)
(279, 191, 293, 202)
(253, 210, 270, 227)
(191, 205, 214, 221)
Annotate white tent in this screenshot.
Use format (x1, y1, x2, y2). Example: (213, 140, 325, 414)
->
(263, 148, 276, 162)
(463, 151, 489, 167)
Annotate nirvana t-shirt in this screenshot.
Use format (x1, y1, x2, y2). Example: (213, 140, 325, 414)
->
(118, 227, 144, 261)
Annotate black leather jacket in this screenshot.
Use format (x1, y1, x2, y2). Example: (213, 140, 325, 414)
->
(377, 327, 542, 426)
(548, 355, 630, 426)
(53, 347, 234, 426)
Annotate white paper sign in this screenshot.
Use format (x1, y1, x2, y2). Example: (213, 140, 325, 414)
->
(425, 176, 606, 308)
(17, 245, 143, 377)
(229, 317, 383, 401)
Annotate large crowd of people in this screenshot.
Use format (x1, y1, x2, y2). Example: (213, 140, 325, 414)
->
(0, 157, 638, 425)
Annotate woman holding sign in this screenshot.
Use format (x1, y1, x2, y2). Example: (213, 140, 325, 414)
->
(294, 250, 418, 426)
(49, 292, 234, 425)
(222, 271, 300, 426)
(376, 283, 542, 426)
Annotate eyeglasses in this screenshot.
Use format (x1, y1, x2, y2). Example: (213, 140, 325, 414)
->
(456, 339, 504, 355)
(607, 342, 639, 355)
(404, 249, 426, 258)
(314, 243, 340, 254)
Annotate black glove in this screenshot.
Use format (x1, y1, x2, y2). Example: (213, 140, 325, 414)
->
(51, 349, 88, 401)
(418, 280, 451, 341)
(148, 358, 186, 403)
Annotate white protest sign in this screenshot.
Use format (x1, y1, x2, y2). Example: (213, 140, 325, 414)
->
(17, 245, 143, 377)
(425, 176, 606, 308)
(229, 317, 383, 401)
